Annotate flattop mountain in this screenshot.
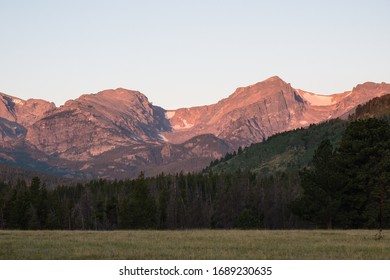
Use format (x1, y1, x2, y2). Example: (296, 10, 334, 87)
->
(1, 76, 389, 179)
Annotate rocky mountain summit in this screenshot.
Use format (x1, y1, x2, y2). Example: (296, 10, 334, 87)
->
(1, 77, 389, 178)
(165, 77, 390, 147)
(25, 89, 171, 161)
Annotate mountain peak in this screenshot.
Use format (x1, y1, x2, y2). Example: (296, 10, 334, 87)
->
(70, 88, 150, 108)
(352, 81, 390, 92)
(263, 76, 285, 83)
(229, 76, 290, 101)
(96, 88, 145, 99)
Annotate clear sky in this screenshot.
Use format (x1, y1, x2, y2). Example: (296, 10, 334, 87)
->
(0, 0, 389, 109)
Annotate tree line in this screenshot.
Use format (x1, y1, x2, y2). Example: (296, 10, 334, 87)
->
(0, 170, 302, 230)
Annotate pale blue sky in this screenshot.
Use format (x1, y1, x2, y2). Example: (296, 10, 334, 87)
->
(0, 0, 389, 109)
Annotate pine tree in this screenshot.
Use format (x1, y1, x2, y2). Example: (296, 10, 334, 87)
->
(291, 140, 343, 228)
(336, 118, 390, 228)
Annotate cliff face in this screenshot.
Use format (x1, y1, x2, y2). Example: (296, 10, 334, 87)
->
(1, 77, 390, 179)
(165, 76, 306, 147)
(0, 93, 55, 126)
(166, 77, 390, 148)
(25, 88, 171, 161)
(0, 93, 55, 146)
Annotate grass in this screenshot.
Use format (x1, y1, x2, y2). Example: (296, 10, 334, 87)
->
(0, 230, 389, 260)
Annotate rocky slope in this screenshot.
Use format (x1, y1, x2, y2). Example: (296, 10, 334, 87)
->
(165, 77, 390, 148)
(1, 77, 389, 179)
(25, 88, 171, 161)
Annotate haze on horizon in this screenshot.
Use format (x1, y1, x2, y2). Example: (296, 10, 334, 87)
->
(0, 0, 389, 109)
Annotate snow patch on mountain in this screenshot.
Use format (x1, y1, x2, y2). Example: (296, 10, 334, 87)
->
(13, 98, 25, 105)
(299, 90, 336, 106)
(173, 118, 194, 130)
(159, 134, 168, 142)
(166, 111, 176, 119)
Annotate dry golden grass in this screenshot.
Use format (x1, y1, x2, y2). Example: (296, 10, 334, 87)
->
(0, 230, 389, 260)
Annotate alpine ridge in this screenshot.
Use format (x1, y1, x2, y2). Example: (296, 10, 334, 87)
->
(1, 77, 390, 179)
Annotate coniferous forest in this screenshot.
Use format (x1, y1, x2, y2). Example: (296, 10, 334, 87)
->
(0, 118, 389, 230)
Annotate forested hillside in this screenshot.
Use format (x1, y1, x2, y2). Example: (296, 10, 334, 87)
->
(353, 94, 390, 119)
(292, 118, 390, 229)
(206, 119, 347, 175)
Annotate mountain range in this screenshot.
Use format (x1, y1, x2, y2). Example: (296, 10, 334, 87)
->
(1, 76, 390, 179)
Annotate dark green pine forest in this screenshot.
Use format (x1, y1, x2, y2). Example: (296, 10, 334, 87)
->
(1, 95, 390, 230)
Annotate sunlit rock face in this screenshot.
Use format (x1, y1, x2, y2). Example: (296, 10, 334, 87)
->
(25, 88, 171, 160)
(1, 77, 390, 178)
(165, 77, 390, 148)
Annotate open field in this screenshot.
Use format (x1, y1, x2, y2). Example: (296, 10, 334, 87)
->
(0, 230, 389, 260)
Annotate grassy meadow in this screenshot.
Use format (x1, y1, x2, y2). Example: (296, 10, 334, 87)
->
(0, 230, 389, 260)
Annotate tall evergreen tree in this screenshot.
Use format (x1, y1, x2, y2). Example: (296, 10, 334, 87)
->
(336, 118, 390, 228)
(291, 139, 343, 228)
(124, 172, 157, 229)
